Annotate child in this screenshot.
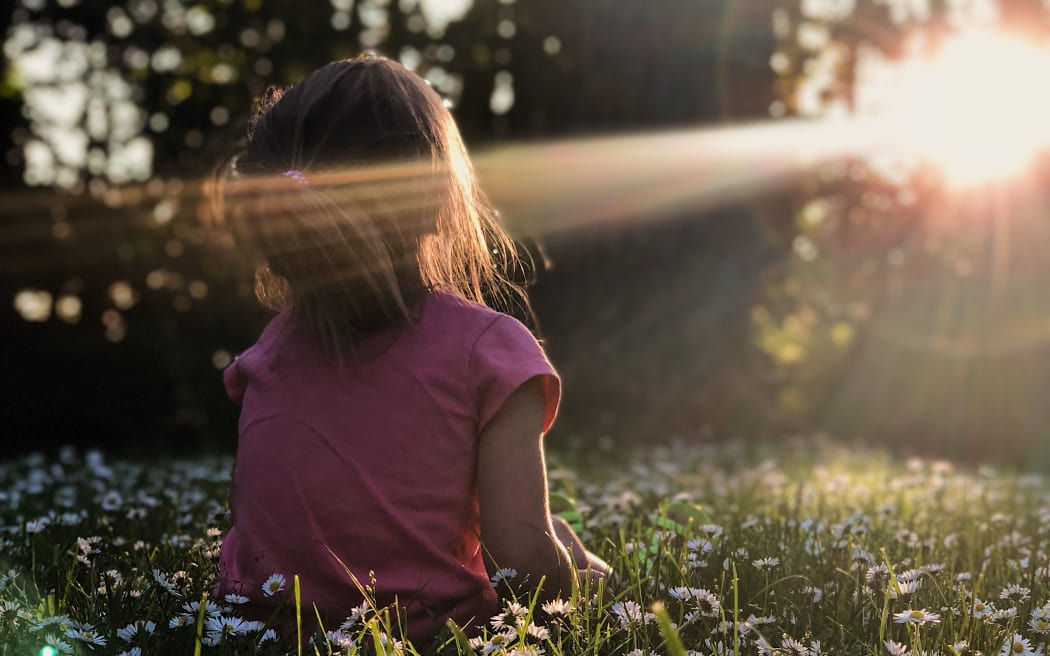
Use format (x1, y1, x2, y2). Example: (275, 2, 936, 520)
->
(211, 54, 611, 643)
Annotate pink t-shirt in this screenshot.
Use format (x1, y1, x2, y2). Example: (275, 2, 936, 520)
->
(214, 290, 560, 641)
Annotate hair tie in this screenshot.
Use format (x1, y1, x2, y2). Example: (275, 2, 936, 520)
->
(282, 169, 308, 185)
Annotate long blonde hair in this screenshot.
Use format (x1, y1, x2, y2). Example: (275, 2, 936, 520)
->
(212, 55, 533, 363)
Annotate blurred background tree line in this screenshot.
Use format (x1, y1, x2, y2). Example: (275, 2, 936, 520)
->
(4, 0, 1050, 465)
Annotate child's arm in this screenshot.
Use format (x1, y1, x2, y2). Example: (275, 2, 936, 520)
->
(477, 377, 577, 600)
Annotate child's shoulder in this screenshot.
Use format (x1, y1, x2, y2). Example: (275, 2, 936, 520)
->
(426, 290, 518, 332)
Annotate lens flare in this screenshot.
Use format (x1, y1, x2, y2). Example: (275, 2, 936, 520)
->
(860, 30, 1050, 187)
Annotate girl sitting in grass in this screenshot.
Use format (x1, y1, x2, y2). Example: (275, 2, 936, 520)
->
(210, 54, 612, 643)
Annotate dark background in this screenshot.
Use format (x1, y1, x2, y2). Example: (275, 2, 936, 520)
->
(4, 0, 1050, 465)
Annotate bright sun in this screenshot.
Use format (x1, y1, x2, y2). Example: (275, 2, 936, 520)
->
(864, 30, 1050, 187)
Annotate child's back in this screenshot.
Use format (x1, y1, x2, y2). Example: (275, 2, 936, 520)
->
(211, 54, 611, 645)
(216, 289, 559, 639)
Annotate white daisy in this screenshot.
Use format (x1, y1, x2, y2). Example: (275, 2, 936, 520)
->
(610, 600, 651, 628)
(181, 600, 222, 617)
(885, 640, 910, 656)
(1000, 585, 1031, 603)
(116, 620, 156, 642)
(525, 622, 550, 640)
(490, 567, 518, 587)
(970, 598, 992, 618)
(889, 579, 921, 598)
(261, 573, 286, 597)
(1028, 616, 1050, 634)
(43, 634, 75, 655)
(999, 635, 1036, 656)
(694, 588, 721, 617)
(893, 609, 940, 624)
(781, 636, 810, 656)
(65, 622, 107, 648)
(753, 556, 780, 570)
(205, 615, 248, 636)
(490, 600, 529, 630)
(100, 490, 123, 511)
(224, 593, 249, 604)
(541, 599, 572, 616)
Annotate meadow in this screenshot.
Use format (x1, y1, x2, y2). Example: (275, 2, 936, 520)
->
(2, 435, 1049, 656)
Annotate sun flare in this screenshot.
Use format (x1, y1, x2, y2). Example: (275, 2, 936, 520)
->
(861, 30, 1050, 186)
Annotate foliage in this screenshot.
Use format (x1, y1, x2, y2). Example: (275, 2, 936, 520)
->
(4, 436, 1050, 655)
(759, 0, 1050, 454)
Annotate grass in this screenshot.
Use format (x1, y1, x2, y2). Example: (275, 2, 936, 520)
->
(1, 435, 1049, 656)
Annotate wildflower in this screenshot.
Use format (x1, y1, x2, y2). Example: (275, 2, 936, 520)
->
(326, 629, 355, 648)
(65, 621, 107, 649)
(970, 598, 992, 618)
(541, 599, 572, 616)
(988, 607, 1018, 622)
(687, 538, 714, 554)
(169, 614, 193, 628)
(782, 636, 810, 656)
(801, 585, 824, 603)
(701, 524, 724, 537)
(491, 600, 528, 630)
(151, 569, 178, 595)
(753, 556, 780, 570)
(999, 635, 1036, 656)
(693, 588, 721, 617)
(889, 579, 921, 598)
(525, 622, 550, 640)
(100, 490, 123, 511)
(181, 599, 222, 618)
(117, 649, 142, 656)
(866, 564, 889, 582)
(43, 634, 75, 655)
(1029, 616, 1050, 634)
(259, 628, 278, 643)
(1000, 585, 1031, 603)
(746, 613, 776, 626)
(116, 620, 156, 642)
(668, 586, 694, 600)
(206, 615, 248, 637)
(339, 602, 371, 630)
(224, 593, 249, 604)
(893, 609, 940, 625)
(885, 640, 910, 656)
(26, 517, 50, 534)
(490, 567, 518, 587)
(261, 573, 286, 597)
(610, 600, 652, 628)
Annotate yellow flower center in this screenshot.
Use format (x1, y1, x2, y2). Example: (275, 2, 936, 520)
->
(909, 610, 925, 619)
(1012, 642, 1025, 653)
(975, 603, 985, 612)
(1038, 620, 1049, 629)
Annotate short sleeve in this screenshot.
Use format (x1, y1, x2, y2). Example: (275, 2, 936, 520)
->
(222, 358, 247, 407)
(470, 314, 561, 434)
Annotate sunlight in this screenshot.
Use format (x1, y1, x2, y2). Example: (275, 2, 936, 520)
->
(862, 30, 1050, 187)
